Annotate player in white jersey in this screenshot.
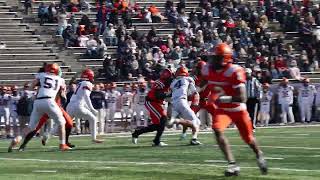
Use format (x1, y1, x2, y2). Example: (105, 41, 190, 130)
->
(105, 82, 121, 132)
(297, 78, 316, 123)
(13, 64, 69, 151)
(67, 69, 103, 143)
(278, 78, 295, 124)
(258, 83, 273, 126)
(0, 86, 10, 138)
(168, 66, 201, 145)
(120, 84, 133, 130)
(8, 86, 21, 136)
(133, 82, 149, 127)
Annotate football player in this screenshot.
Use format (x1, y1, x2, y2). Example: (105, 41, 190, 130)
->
(8, 86, 21, 137)
(0, 86, 10, 138)
(120, 84, 133, 130)
(12, 63, 69, 151)
(297, 78, 316, 123)
(67, 69, 103, 143)
(133, 82, 149, 127)
(168, 66, 202, 145)
(278, 78, 295, 124)
(105, 82, 121, 132)
(132, 68, 173, 146)
(258, 83, 273, 127)
(202, 43, 268, 176)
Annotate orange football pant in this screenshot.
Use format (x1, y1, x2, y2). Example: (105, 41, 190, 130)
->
(212, 109, 254, 144)
(35, 106, 73, 132)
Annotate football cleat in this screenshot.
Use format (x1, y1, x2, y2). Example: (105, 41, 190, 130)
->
(132, 132, 138, 144)
(224, 163, 240, 177)
(152, 142, 168, 147)
(41, 134, 49, 146)
(190, 139, 202, 145)
(8, 136, 22, 153)
(92, 139, 104, 144)
(257, 156, 268, 175)
(59, 144, 72, 151)
(67, 143, 75, 148)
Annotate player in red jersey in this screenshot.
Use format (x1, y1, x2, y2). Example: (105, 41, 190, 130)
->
(202, 43, 268, 176)
(132, 68, 173, 146)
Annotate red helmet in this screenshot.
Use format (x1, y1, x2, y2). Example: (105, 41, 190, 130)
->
(45, 63, 60, 75)
(175, 66, 189, 77)
(196, 60, 206, 69)
(213, 43, 233, 65)
(81, 69, 94, 81)
(160, 68, 173, 80)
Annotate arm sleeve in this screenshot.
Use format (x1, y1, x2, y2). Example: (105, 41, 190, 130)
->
(231, 68, 246, 89)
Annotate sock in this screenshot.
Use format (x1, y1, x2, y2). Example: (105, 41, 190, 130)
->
(192, 134, 198, 139)
(60, 139, 66, 145)
(19, 130, 37, 149)
(134, 124, 158, 137)
(65, 127, 72, 144)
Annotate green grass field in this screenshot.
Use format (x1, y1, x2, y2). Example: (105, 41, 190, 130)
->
(0, 125, 319, 180)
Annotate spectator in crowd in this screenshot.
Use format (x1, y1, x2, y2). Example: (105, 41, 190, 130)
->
(78, 32, 89, 47)
(103, 55, 118, 82)
(0, 42, 6, 49)
(62, 25, 78, 47)
(24, 0, 32, 15)
(86, 34, 98, 57)
(38, 3, 48, 25)
(96, 2, 107, 35)
(288, 60, 302, 80)
(97, 39, 107, 58)
(48, 3, 57, 23)
(57, 9, 68, 35)
(103, 24, 117, 46)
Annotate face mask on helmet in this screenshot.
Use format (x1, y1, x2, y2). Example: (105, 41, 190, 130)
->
(210, 55, 225, 70)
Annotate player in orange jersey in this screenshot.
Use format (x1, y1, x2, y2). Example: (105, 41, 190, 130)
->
(202, 43, 268, 176)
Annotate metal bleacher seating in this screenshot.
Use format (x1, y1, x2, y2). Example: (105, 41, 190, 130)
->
(0, 1, 77, 86)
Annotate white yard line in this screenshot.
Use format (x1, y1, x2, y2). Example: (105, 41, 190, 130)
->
(32, 170, 57, 173)
(0, 157, 319, 173)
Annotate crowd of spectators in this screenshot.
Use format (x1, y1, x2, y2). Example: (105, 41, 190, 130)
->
(29, 0, 320, 83)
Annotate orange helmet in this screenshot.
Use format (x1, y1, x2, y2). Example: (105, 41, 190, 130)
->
(45, 63, 60, 75)
(160, 68, 173, 80)
(81, 69, 94, 81)
(213, 43, 233, 65)
(175, 66, 189, 77)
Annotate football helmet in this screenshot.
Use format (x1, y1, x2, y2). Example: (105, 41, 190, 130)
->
(160, 68, 173, 80)
(206, 43, 233, 69)
(45, 63, 60, 75)
(175, 66, 189, 77)
(81, 69, 94, 81)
